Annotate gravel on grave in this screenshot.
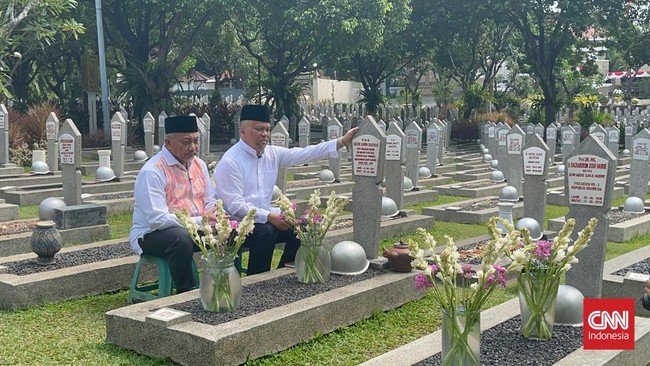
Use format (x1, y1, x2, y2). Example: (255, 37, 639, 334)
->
(4, 242, 133, 276)
(453, 198, 498, 211)
(414, 316, 583, 366)
(608, 210, 650, 225)
(612, 257, 650, 277)
(86, 191, 134, 200)
(0, 220, 38, 236)
(286, 179, 320, 188)
(456, 241, 489, 265)
(460, 181, 501, 189)
(171, 267, 388, 325)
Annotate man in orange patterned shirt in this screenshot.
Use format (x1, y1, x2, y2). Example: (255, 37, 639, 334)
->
(130, 115, 217, 293)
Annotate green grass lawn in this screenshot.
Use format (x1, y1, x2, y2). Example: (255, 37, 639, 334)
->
(3, 191, 650, 365)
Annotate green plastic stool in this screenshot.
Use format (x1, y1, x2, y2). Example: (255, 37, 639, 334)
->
(128, 255, 199, 303)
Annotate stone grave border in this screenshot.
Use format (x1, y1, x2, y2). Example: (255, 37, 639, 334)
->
(0, 179, 135, 206)
(436, 179, 508, 198)
(105, 267, 424, 366)
(547, 209, 650, 242)
(0, 223, 110, 257)
(421, 196, 524, 224)
(602, 244, 650, 315)
(360, 296, 650, 366)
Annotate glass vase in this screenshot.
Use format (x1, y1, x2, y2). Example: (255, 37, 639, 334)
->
(295, 236, 331, 284)
(441, 306, 481, 366)
(517, 272, 560, 340)
(200, 255, 241, 313)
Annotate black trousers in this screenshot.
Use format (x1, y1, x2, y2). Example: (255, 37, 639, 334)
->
(244, 223, 300, 275)
(138, 227, 201, 291)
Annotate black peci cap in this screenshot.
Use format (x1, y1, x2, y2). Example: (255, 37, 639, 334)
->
(165, 115, 198, 133)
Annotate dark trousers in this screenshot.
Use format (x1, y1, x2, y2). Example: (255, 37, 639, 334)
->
(138, 227, 201, 291)
(244, 223, 300, 275)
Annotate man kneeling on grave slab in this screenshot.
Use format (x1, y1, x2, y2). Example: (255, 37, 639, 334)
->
(214, 104, 358, 275)
(129, 115, 219, 293)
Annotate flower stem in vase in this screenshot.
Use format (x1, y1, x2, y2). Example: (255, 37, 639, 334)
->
(441, 306, 481, 366)
(518, 272, 560, 340)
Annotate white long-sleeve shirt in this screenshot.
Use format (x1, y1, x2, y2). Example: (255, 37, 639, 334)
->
(129, 146, 216, 254)
(214, 139, 338, 223)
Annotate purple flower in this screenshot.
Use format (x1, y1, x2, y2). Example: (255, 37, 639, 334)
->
(485, 274, 496, 287)
(290, 203, 297, 210)
(429, 264, 439, 273)
(534, 240, 553, 262)
(278, 213, 285, 221)
(229, 220, 239, 230)
(462, 264, 474, 279)
(414, 273, 433, 291)
(493, 264, 507, 287)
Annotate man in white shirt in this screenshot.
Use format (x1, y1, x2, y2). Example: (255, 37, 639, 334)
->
(130, 115, 217, 293)
(214, 105, 357, 275)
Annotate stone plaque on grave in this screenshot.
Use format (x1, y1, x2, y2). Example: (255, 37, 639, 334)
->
(404, 121, 422, 187)
(523, 147, 546, 176)
(271, 122, 290, 192)
(59, 133, 75, 165)
(534, 123, 544, 136)
(564, 135, 616, 298)
(629, 129, 650, 199)
(385, 122, 406, 209)
(352, 116, 386, 258)
(497, 126, 509, 170)
(606, 126, 620, 159)
(46, 113, 59, 172)
(522, 135, 549, 228)
(352, 135, 381, 177)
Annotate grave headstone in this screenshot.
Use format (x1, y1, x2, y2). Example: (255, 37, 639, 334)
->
(58, 119, 83, 205)
(110, 112, 126, 178)
(605, 125, 619, 159)
(119, 106, 129, 122)
(404, 121, 422, 188)
(628, 128, 650, 200)
(497, 125, 510, 172)
(271, 122, 290, 192)
(505, 125, 525, 192)
(377, 119, 387, 133)
(298, 117, 310, 148)
(534, 123, 544, 137)
(289, 115, 297, 143)
(201, 113, 211, 155)
(385, 121, 406, 209)
(45, 113, 59, 172)
(194, 114, 208, 160)
(425, 123, 440, 175)
(522, 135, 550, 228)
(321, 116, 330, 141)
(561, 125, 576, 162)
(564, 135, 616, 298)
(625, 123, 635, 151)
(590, 124, 606, 145)
(546, 123, 557, 165)
(327, 118, 343, 181)
(279, 115, 290, 130)
(487, 122, 497, 155)
(157, 111, 167, 146)
(233, 112, 241, 142)
(571, 123, 581, 146)
(142, 112, 155, 158)
(0, 104, 12, 166)
(525, 123, 535, 138)
(436, 120, 445, 164)
(352, 116, 386, 259)
(342, 117, 351, 134)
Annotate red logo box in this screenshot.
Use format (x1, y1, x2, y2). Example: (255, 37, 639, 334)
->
(583, 298, 635, 350)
